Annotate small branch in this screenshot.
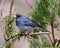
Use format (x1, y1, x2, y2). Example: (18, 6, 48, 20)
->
(57, 39, 60, 47)
(6, 32, 51, 42)
(50, 8, 55, 47)
(30, 32, 51, 35)
(0, 0, 4, 16)
(50, 17, 55, 43)
(53, 39, 57, 46)
(6, 34, 21, 42)
(29, 36, 41, 48)
(9, 0, 14, 15)
(25, 0, 33, 9)
(47, 34, 53, 44)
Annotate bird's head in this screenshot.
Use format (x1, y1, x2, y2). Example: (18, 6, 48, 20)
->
(16, 14, 22, 18)
(16, 14, 23, 21)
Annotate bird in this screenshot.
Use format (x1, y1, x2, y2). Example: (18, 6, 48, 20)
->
(16, 14, 49, 32)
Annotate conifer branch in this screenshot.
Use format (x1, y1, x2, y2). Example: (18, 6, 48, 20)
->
(6, 32, 51, 42)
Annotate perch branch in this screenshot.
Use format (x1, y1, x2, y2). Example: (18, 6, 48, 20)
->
(30, 32, 51, 35)
(0, 0, 4, 16)
(6, 32, 51, 42)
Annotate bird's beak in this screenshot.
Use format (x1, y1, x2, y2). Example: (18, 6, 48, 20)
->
(12, 13, 17, 18)
(13, 15, 16, 18)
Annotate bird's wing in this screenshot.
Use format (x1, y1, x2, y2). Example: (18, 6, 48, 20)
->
(24, 22, 37, 27)
(22, 20, 41, 27)
(21, 16, 42, 27)
(19, 16, 42, 27)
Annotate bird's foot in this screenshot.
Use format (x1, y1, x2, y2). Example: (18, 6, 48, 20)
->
(21, 31, 30, 36)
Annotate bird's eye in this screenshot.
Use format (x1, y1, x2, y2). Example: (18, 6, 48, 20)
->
(16, 15, 21, 17)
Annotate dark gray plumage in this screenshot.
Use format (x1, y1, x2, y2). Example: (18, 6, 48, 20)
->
(16, 14, 49, 32)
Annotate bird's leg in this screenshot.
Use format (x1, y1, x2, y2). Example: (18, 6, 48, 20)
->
(21, 31, 26, 35)
(21, 31, 30, 36)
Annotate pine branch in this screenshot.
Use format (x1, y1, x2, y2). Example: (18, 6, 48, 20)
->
(50, 16, 55, 43)
(30, 32, 51, 35)
(29, 36, 41, 48)
(47, 34, 53, 44)
(50, 8, 55, 47)
(6, 32, 51, 42)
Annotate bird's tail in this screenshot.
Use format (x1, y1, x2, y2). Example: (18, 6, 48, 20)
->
(39, 27, 50, 32)
(35, 27, 49, 32)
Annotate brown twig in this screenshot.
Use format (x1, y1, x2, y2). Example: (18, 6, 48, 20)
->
(29, 36, 41, 48)
(50, 17, 55, 43)
(47, 34, 53, 44)
(0, 0, 4, 16)
(53, 39, 57, 46)
(4, 0, 14, 42)
(50, 8, 55, 47)
(57, 39, 60, 47)
(6, 34, 21, 42)
(50, 17, 56, 47)
(30, 32, 51, 35)
(9, 0, 14, 15)
(25, 0, 33, 9)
